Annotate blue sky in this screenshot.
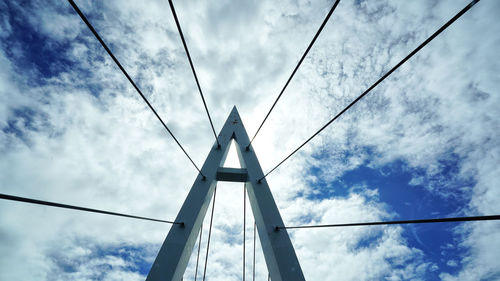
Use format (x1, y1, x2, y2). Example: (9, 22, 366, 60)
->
(305, 158, 471, 280)
(1, 0, 499, 280)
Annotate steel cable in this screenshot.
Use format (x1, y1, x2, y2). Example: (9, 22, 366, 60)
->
(260, 0, 480, 181)
(248, 0, 341, 149)
(0, 193, 179, 224)
(279, 214, 500, 230)
(194, 223, 203, 281)
(168, 0, 220, 147)
(253, 221, 256, 281)
(243, 184, 247, 281)
(202, 186, 217, 281)
(67, 0, 204, 177)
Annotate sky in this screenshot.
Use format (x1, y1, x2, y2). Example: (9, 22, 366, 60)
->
(0, 0, 499, 280)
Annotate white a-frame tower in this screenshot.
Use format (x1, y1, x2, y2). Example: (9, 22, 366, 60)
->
(146, 106, 305, 281)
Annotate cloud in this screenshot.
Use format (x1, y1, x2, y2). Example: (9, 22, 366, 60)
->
(0, 0, 499, 280)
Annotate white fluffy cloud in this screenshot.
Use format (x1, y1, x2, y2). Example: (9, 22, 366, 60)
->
(1, 0, 499, 280)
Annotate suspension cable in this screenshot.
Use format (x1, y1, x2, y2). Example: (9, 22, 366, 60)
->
(253, 221, 256, 281)
(202, 186, 217, 281)
(278, 214, 500, 230)
(243, 184, 246, 281)
(168, 0, 220, 147)
(248, 0, 341, 149)
(259, 0, 480, 181)
(0, 193, 180, 224)
(194, 223, 203, 281)
(67, 0, 204, 177)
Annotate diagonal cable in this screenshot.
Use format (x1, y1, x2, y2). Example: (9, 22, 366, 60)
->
(67, 0, 204, 177)
(0, 193, 180, 224)
(259, 0, 480, 181)
(168, 0, 220, 147)
(278, 214, 500, 230)
(248, 0, 341, 149)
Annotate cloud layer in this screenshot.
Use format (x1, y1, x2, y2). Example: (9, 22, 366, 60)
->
(1, 0, 499, 280)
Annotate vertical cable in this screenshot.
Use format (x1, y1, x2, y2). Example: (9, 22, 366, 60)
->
(253, 221, 256, 281)
(202, 186, 217, 281)
(194, 223, 203, 281)
(243, 184, 246, 281)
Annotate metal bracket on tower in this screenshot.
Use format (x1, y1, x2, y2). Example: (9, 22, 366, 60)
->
(146, 106, 305, 281)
